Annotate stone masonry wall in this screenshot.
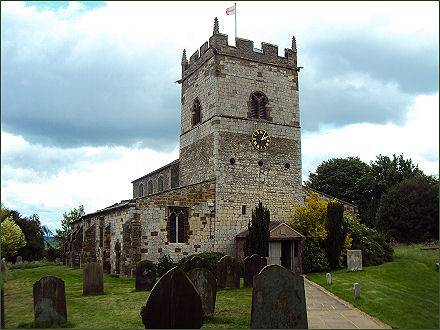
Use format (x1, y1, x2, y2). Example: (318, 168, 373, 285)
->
(132, 161, 179, 198)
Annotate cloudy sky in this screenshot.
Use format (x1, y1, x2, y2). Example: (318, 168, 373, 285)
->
(1, 1, 438, 232)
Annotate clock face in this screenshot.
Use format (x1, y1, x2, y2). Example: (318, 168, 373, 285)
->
(252, 129, 271, 150)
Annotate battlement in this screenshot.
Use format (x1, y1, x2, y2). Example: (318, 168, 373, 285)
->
(181, 19, 297, 82)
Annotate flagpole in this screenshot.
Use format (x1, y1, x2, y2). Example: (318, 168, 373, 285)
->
(234, 3, 237, 40)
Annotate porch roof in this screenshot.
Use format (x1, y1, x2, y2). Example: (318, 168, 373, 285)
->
(235, 221, 304, 240)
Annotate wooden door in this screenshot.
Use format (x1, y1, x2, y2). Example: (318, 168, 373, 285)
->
(268, 241, 281, 265)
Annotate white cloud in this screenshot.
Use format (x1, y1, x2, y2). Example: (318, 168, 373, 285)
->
(302, 93, 439, 180)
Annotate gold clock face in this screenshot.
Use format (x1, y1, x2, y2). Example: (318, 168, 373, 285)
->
(252, 129, 271, 150)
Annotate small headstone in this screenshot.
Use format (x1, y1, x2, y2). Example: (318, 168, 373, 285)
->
(216, 255, 240, 289)
(251, 264, 308, 329)
(55, 258, 60, 263)
(187, 267, 217, 318)
(42, 257, 47, 262)
(16, 256, 22, 264)
(326, 273, 332, 285)
(0, 260, 6, 273)
(182, 256, 211, 273)
(244, 254, 267, 288)
(135, 260, 157, 291)
(347, 250, 363, 271)
(354, 283, 361, 299)
(33, 276, 67, 327)
(83, 262, 104, 295)
(436, 262, 439, 271)
(140, 266, 204, 329)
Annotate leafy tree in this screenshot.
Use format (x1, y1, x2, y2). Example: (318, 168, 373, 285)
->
(376, 176, 439, 243)
(358, 154, 423, 227)
(325, 201, 346, 270)
(1, 206, 49, 261)
(244, 201, 270, 257)
(54, 205, 85, 246)
(0, 218, 27, 257)
(307, 157, 370, 204)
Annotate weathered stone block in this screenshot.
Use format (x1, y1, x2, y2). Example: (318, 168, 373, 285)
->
(140, 267, 204, 328)
(347, 250, 363, 271)
(187, 267, 217, 318)
(244, 254, 267, 288)
(83, 262, 104, 295)
(251, 265, 307, 329)
(33, 276, 67, 327)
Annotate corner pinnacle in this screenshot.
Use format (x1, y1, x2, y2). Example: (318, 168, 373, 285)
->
(213, 17, 219, 34)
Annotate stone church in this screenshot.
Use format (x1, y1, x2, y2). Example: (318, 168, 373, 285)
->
(67, 19, 319, 276)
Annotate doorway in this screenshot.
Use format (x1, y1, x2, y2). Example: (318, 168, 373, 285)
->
(281, 240, 292, 270)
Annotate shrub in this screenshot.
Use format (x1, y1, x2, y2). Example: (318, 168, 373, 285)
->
(376, 176, 439, 243)
(291, 193, 329, 272)
(156, 254, 175, 277)
(0, 218, 27, 258)
(344, 212, 393, 266)
(177, 252, 225, 271)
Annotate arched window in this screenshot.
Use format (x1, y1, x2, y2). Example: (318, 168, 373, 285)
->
(191, 98, 202, 126)
(250, 91, 269, 119)
(138, 183, 144, 197)
(158, 176, 164, 192)
(147, 180, 153, 195)
(168, 207, 188, 243)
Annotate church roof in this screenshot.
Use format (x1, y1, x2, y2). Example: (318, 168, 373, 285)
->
(131, 159, 179, 183)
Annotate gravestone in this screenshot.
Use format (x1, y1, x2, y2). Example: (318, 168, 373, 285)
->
(216, 255, 240, 289)
(347, 250, 363, 271)
(182, 256, 211, 273)
(33, 276, 67, 327)
(16, 256, 22, 264)
(354, 283, 361, 299)
(244, 254, 267, 288)
(326, 273, 332, 285)
(140, 267, 204, 329)
(251, 265, 308, 329)
(135, 260, 157, 291)
(55, 258, 60, 263)
(83, 262, 104, 295)
(187, 267, 217, 318)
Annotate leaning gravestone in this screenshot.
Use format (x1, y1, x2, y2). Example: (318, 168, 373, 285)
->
(187, 267, 217, 318)
(83, 262, 104, 295)
(140, 266, 204, 329)
(182, 256, 211, 273)
(16, 256, 22, 264)
(347, 250, 363, 271)
(216, 255, 240, 289)
(33, 276, 67, 327)
(135, 260, 157, 291)
(251, 265, 308, 329)
(244, 254, 267, 288)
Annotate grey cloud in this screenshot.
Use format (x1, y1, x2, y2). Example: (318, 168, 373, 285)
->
(2, 20, 182, 149)
(297, 30, 438, 131)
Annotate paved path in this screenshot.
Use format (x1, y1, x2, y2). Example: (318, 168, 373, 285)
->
(305, 279, 391, 329)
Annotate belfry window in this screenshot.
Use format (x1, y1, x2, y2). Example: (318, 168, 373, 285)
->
(158, 176, 164, 192)
(138, 183, 144, 197)
(168, 207, 189, 243)
(147, 180, 153, 195)
(192, 98, 202, 126)
(250, 91, 268, 119)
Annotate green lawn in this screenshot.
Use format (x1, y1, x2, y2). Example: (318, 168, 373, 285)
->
(3, 244, 438, 329)
(3, 264, 252, 329)
(307, 244, 439, 329)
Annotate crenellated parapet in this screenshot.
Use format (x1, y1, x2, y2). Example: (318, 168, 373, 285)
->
(180, 17, 298, 82)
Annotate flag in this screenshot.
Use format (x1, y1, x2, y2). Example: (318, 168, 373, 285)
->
(226, 5, 235, 15)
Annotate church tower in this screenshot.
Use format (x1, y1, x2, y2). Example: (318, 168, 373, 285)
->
(179, 18, 302, 254)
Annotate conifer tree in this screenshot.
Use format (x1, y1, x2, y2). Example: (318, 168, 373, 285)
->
(244, 201, 270, 257)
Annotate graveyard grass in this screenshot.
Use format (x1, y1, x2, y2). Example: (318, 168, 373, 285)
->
(308, 243, 439, 329)
(3, 244, 438, 329)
